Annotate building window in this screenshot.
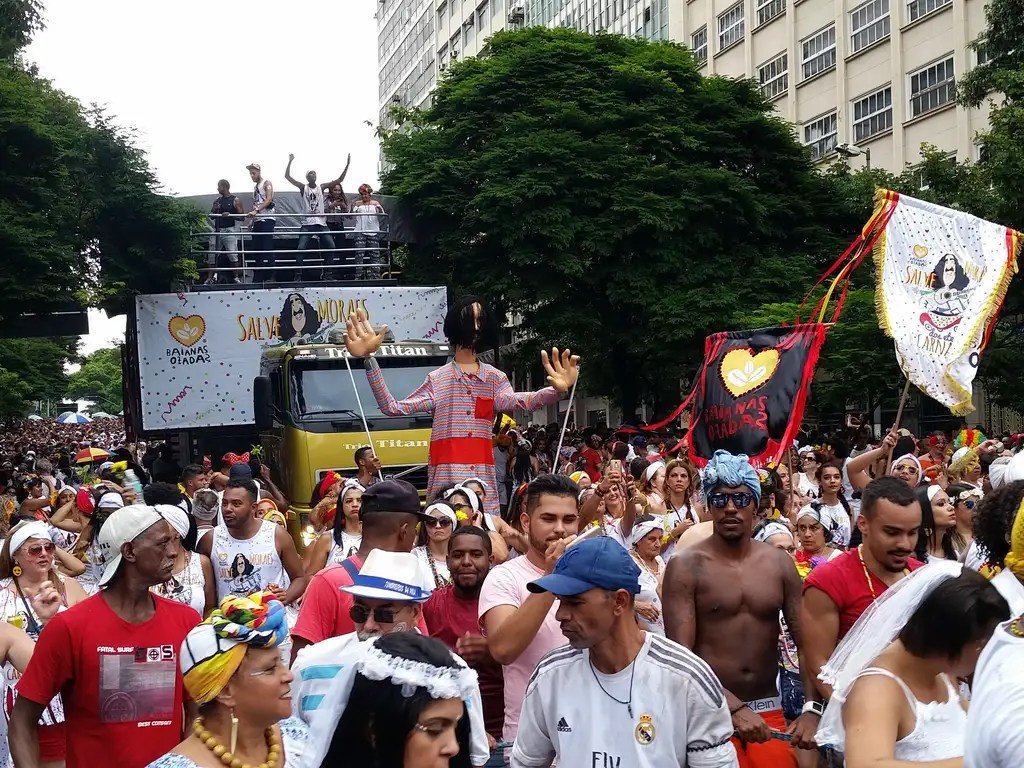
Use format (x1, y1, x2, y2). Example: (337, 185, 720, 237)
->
(718, 3, 744, 51)
(852, 86, 892, 141)
(801, 25, 836, 80)
(975, 41, 990, 66)
(907, 0, 951, 23)
(692, 25, 708, 64)
(758, 52, 788, 99)
(477, 1, 488, 26)
(804, 112, 838, 160)
(438, 43, 449, 70)
(908, 56, 955, 118)
(437, 1, 448, 24)
(756, 0, 785, 27)
(450, 31, 461, 56)
(850, 0, 889, 53)
(450, 0, 456, 17)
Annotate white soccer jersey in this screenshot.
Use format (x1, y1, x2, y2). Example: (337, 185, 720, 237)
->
(512, 632, 738, 767)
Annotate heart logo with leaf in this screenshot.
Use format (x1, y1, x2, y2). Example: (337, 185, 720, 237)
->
(720, 347, 780, 398)
(168, 315, 206, 347)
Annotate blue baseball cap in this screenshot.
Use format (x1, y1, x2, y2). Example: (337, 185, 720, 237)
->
(527, 537, 641, 596)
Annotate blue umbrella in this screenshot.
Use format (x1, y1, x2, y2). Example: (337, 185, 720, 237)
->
(56, 413, 92, 424)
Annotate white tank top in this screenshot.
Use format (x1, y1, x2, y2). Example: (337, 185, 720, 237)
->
(253, 179, 274, 220)
(301, 184, 326, 226)
(328, 531, 361, 565)
(151, 551, 206, 617)
(0, 578, 66, 726)
(211, 520, 287, 601)
(856, 668, 966, 761)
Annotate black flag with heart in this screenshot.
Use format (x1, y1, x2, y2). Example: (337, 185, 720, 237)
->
(686, 324, 828, 468)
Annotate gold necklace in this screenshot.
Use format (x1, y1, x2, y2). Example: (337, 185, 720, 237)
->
(193, 717, 281, 768)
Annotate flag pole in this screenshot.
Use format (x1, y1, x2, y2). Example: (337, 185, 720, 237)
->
(886, 379, 913, 468)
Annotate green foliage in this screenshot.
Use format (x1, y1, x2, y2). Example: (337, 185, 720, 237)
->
(66, 345, 123, 412)
(0, 338, 78, 402)
(0, 0, 43, 61)
(0, 53, 202, 331)
(382, 28, 841, 418)
(0, 369, 33, 419)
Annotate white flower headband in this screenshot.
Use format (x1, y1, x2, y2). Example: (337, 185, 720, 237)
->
(357, 643, 479, 700)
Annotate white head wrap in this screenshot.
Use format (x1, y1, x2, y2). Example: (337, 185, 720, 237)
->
(424, 502, 458, 527)
(643, 461, 666, 485)
(9, 521, 52, 555)
(444, 486, 480, 515)
(889, 453, 922, 477)
(754, 520, 792, 544)
(629, 519, 664, 547)
(816, 561, 963, 751)
(1001, 451, 1024, 487)
(157, 504, 191, 540)
(796, 504, 843, 546)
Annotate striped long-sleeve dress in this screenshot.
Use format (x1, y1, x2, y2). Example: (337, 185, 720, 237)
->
(364, 357, 562, 514)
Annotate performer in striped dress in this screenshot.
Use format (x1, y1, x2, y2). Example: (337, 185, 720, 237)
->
(345, 297, 579, 515)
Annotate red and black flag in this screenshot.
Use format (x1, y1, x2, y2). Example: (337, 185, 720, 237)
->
(687, 324, 828, 469)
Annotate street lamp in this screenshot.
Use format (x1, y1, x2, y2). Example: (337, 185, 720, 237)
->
(836, 143, 871, 170)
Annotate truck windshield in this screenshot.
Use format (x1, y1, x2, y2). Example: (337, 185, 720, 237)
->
(289, 360, 440, 420)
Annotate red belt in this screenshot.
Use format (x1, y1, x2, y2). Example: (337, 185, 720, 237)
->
(430, 437, 494, 466)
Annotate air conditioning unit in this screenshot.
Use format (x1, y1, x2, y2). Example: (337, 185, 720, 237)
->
(508, 3, 525, 23)
(439, 62, 448, 70)
(451, 49, 459, 59)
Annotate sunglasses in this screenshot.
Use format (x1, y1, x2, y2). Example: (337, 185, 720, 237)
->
(24, 542, 55, 557)
(959, 499, 977, 510)
(426, 517, 453, 528)
(349, 604, 404, 624)
(708, 491, 756, 509)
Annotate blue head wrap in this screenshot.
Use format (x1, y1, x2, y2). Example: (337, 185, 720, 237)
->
(701, 450, 761, 502)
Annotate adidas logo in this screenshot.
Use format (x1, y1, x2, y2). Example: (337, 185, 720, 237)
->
(557, 717, 572, 733)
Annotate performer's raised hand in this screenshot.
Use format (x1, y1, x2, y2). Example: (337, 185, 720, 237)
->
(345, 308, 388, 357)
(541, 347, 580, 393)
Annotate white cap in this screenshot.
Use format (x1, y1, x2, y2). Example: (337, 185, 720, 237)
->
(96, 505, 170, 587)
(341, 550, 434, 602)
(96, 491, 125, 510)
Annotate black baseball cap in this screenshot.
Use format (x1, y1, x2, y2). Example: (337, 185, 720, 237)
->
(359, 479, 429, 520)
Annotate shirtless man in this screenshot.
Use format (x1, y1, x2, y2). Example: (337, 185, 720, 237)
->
(663, 450, 818, 767)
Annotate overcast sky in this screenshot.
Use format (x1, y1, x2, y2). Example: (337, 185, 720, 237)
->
(26, 0, 380, 354)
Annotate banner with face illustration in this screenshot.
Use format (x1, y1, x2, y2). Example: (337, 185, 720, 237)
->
(872, 190, 1021, 415)
(134, 286, 447, 430)
(687, 325, 828, 468)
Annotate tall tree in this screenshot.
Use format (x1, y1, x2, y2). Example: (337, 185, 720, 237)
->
(66, 345, 123, 412)
(382, 28, 842, 419)
(0, 0, 202, 332)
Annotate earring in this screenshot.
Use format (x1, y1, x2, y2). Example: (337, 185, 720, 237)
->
(11, 565, 22, 578)
(230, 708, 238, 754)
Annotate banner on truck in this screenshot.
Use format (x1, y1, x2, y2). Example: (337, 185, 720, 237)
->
(135, 286, 447, 430)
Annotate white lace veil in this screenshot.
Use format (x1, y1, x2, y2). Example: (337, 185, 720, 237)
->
(815, 560, 963, 749)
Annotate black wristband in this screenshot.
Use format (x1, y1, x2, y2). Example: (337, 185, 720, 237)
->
(729, 702, 748, 716)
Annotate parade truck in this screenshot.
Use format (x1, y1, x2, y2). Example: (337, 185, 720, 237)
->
(122, 284, 449, 542)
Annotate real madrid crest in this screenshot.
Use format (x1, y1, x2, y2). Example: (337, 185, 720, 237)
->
(634, 714, 655, 745)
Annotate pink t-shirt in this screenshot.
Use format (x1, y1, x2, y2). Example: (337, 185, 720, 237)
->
(478, 554, 567, 743)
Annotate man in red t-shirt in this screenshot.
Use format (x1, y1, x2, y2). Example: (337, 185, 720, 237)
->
(801, 476, 924, 705)
(422, 525, 504, 744)
(10, 504, 201, 768)
(290, 479, 430, 663)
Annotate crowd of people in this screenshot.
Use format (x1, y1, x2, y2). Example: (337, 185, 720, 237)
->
(203, 158, 388, 284)
(3, 295, 1024, 767)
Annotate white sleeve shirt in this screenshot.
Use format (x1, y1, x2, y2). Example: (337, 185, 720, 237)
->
(965, 625, 1024, 768)
(511, 632, 738, 768)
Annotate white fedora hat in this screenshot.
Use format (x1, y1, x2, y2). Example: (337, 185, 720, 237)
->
(341, 549, 434, 602)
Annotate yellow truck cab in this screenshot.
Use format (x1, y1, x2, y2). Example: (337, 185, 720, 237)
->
(253, 339, 450, 545)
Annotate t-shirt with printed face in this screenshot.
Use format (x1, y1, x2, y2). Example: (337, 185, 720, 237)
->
(16, 592, 201, 768)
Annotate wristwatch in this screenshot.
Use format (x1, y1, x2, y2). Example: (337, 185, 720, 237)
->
(801, 701, 824, 717)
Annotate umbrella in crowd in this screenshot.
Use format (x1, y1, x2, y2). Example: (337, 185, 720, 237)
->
(74, 446, 110, 464)
(91, 411, 114, 419)
(56, 412, 91, 424)
(26, 414, 42, 421)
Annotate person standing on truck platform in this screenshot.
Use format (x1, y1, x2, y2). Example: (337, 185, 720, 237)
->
(354, 445, 381, 488)
(284, 153, 350, 282)
(245, 162, 276, 282)
(206, 179, 244, 284)
(344, 297, 579, 516)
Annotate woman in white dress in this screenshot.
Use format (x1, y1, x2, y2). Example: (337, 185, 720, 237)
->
(151, 506, 215, 618)
(628, 517, 665, 634)
(146, 593, 306, 768)
(817, 563, 1009, 766)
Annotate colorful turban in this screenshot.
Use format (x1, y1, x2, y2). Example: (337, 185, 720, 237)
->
(181, 592, 288, 705)
(702, 450, 761, 503)
(317, 471, 342, 503)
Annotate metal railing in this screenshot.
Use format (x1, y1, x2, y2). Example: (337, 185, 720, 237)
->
(190, 211, 393, 284)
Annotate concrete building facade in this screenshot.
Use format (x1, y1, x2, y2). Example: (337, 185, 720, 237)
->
(379, 0, 990, 172)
